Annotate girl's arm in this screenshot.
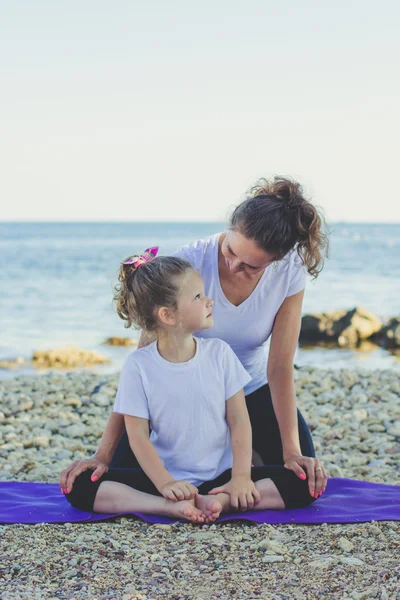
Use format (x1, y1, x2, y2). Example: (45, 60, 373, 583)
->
(59, 328, 158, 492)
(94, 329, 158, 461)
(267, 289, 327, 497)
(124, 414, 198, 500)
(208, 390, 260, 509)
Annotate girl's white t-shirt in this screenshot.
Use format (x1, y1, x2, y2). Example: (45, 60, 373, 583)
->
(173, 233, 307, 395)
(113, 337, 251, 487)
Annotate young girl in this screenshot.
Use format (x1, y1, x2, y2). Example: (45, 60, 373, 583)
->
(66, 248, 314, 523)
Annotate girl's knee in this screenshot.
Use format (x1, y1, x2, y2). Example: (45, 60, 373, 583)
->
(65, 470, 101, 512)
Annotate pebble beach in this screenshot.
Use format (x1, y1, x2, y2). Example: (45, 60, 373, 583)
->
(1, 366, 399, 599)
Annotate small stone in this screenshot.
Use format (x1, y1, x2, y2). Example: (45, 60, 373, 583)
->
(64, 397, 82, 407)
(261, 555, 284, 563)
(64, 424, 86, 438)
(24, 436, 50, 449)
(340, 557, 364, 566)
(368, 423, 386, 433)
(309, 558, 335, 569)
(338, 537, 354, 552)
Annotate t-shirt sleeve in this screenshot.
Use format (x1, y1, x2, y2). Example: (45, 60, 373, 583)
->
(113, 357, 149, 419)
(287, 256, 307, 297)
(221, 343, 252, 400)
(171, 245, 192, 263)
(171, 238, 208, 272)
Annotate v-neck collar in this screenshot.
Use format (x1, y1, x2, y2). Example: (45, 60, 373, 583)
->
(214, 233, 269, 310)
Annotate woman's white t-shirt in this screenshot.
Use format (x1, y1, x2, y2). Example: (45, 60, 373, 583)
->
(113, 337, 251, 487)
(173, 233, 307, 395)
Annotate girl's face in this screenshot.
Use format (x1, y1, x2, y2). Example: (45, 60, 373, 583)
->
(221, 230, 279, 276)
(175, 270, 214, 332)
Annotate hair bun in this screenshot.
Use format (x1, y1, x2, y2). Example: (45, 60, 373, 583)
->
(272, 177, 303, 209)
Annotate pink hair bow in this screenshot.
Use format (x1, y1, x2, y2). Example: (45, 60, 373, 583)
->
(122, 246, 159, 268)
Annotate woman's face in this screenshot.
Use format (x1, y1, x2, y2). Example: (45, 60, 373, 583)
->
(221, 230, 278, 276)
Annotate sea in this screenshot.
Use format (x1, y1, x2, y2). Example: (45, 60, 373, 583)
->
(0, 221, 399, 380)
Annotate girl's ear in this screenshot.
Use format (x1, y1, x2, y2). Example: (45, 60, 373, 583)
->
(157, 306, 177, 327)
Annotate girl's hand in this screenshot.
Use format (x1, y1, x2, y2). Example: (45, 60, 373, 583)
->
(283, 454, 328, 498)
(208, 475, 261, 511)
(59, 454, 109, 494)
(160, 480, 198, 501)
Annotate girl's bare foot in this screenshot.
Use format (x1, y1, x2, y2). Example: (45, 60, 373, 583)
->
(170, 499, 205, 523)
(195, 494, 224, 523)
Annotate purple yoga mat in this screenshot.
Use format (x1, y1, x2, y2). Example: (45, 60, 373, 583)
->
(1, 478, 399, 525)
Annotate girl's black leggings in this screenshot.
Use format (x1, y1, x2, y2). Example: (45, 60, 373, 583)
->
(66, 384, 316, 512)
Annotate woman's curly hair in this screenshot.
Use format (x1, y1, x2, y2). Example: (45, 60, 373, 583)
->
(230, 176, 329, 278)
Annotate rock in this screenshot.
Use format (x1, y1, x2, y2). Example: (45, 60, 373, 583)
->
(64, 424, 86, 438)
(91, 392, 111, 407)
(309, 558, 335, 568)
(259, 540, 288, 554)
(387, 423, 400, 437)
(376, 317, 400, 348)
(300, 307, 382, 346)
(32, 346, 110, 368)
(0, 357, 25, 370)
(24, 436, 50, 449)
(338, 537, 354, 552)
(368, 423, 386, 433)
(64, 397, 82, 407)
(103, 336, 137, 347)
(261, 555, 284, 563)
(340, 557, 365, 566)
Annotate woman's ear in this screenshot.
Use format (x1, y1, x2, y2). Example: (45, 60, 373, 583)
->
(156, 306, 177, 327)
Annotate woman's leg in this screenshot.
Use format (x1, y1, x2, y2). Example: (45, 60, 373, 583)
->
(245, 384, 315, 465)
(109, 431, 141, 468)
(65, 468, 204, 522)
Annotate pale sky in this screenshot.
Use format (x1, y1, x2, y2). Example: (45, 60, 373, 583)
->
(1, 1, 399, 223)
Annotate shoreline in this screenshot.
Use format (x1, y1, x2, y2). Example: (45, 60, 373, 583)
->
(1, 366, 399, 598)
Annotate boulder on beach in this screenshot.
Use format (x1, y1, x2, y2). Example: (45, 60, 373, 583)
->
(103, 336, 137, 347)
(32, 346, 110, 368)
(300, 307, 382, 347)
(0, 357, 25, 370)
(376, 317, 400, 348)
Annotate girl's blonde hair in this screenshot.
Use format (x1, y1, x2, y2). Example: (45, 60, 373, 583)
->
(114, 255, 193, 330)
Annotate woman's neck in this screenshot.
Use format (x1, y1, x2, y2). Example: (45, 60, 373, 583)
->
(156, 330, 196, 363)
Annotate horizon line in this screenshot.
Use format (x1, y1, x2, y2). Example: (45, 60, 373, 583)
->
(0, 219, 399, 226)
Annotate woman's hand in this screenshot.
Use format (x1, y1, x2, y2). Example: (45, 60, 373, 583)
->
(208, 475, 261, 511)
(283, 454, 327, 498)
(59, 455, 109, 494)
(160, 480, 198, 502)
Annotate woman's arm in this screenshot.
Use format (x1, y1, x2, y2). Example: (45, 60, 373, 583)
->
(267, 290, 304, 457)
(59, 329, 158, 492)
(267, 289, 327, 497)
(226, 390, 253, 478)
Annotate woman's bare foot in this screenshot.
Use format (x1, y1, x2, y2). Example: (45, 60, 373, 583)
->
(195, 494, 224, 523)
(170, 499, 205, 523)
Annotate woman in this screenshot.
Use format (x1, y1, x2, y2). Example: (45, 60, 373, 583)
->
(60, 176, 329, 501)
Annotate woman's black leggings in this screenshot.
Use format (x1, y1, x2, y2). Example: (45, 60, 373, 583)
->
(66, 384, 316, 512)
(67, 464, 314, 512)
